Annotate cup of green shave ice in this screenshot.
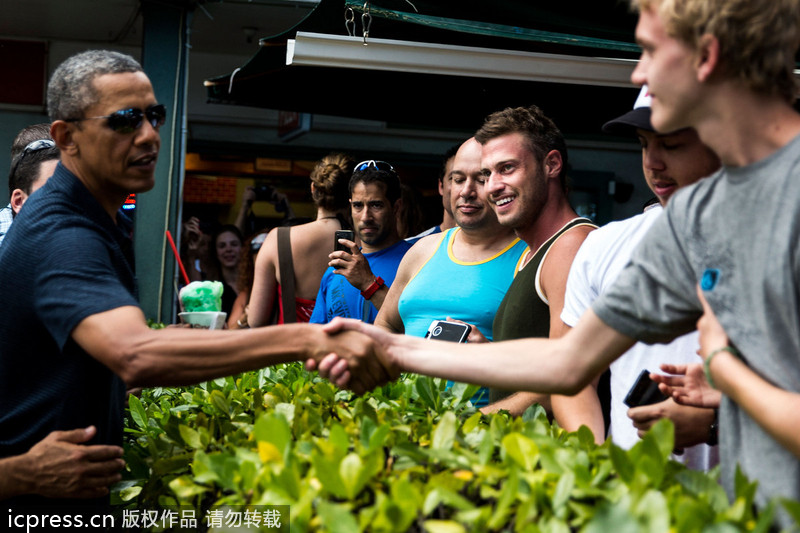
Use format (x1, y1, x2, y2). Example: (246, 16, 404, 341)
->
(178, 281, 227, 329)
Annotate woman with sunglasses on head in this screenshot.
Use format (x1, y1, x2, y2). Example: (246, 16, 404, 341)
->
(248, 153, 354, 326)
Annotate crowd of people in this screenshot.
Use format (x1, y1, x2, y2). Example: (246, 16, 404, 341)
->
(1, 0, 799, 529)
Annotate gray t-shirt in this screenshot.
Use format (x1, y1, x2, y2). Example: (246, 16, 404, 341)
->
(594, 133, 800, 527)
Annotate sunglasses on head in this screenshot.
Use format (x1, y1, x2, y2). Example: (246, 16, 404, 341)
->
(66, 104, 167, 134)
(10, 139, 57, 180)
(354, 160, 395, 174)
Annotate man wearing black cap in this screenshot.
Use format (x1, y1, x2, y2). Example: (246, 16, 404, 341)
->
(553, 85, 721, 470)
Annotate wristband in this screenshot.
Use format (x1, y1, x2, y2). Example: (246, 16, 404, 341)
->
(360, 276, 384, 300)
(703, 346, 739, 389)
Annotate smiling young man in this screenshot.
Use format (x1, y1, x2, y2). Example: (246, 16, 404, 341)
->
(319, 0, 800, 526)
(476, 106, 595, 416)
(0, 50, 383, 512)
(310, 161, 412, 324)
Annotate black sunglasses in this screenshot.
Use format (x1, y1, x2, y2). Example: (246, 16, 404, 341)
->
(65, 104, 167, 134)
(10, 139, 57, 181)
(354, 160, 395, 174)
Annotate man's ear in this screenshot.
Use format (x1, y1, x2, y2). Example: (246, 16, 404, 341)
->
(10, 189, 27, 215)
(543, 150, 563, 179)
(696, 33, 720, 83)
(50, 120, 78, 156)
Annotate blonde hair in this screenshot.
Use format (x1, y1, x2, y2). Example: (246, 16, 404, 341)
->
(631, 0, 800, 103)
(309, 153, 354, 211)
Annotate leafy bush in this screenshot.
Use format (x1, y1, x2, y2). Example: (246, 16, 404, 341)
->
(115, 364, 794, 532)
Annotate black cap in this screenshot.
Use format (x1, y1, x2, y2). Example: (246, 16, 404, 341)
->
(602, 85, 654, 135)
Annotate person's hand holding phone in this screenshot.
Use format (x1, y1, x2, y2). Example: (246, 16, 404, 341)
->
(445, 317, 487, 343)
(330, 231, 376, 293)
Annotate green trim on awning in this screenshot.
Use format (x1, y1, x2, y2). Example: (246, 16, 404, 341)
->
(344, 1, 641, 53)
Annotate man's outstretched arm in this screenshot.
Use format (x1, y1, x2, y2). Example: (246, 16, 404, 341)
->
(318, 309, 635, 395)
(72, 306, 389, 395)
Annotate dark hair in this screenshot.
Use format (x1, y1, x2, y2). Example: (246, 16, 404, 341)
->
(439, 141, 464, 183)
(349, 165, 401, 204)
(213, 224, 243, 247)
(8, 143, 60, 197)
(47, 50, 143, 122)
(309, 153, 354, 211)
(11, 123, 51, 160)
(475, 105, 569, 190)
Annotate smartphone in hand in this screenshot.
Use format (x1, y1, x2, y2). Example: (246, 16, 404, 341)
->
(425, 320, 471, 343)
(334, 230, 355, 253)
(623, 369, 669, 407)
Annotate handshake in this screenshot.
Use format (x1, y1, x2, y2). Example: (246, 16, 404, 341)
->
(306, 318, 408, 395)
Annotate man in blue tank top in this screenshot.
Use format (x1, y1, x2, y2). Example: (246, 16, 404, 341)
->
(375, 138, 528, 407)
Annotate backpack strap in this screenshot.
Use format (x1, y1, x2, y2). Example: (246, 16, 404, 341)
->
(277, 227, 297, 324)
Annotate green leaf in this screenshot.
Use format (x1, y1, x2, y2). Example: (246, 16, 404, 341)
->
(422, 520, 466, 533)
(329, 422, 350, 454)
(208, 389, 231, 417)
(340, 453, 365, 500)
(168, 476, 208, 500)
(127, 394, 147, 429)
(780, 498, 800, 526)
(551, 471, 575, 517)
(254, 412, 292, 455)
(311, 451, 347, 500)
(642, 418, 675, 461)
(117, 485, 143, 502)
(461, 411, 482, 435)
(432, 411, 457, 451)
(416, 376, 440, 411)
(316, 500, 359, 533)
(501, 433, 539, 471)
(584, 501, 641, 533)
(178, 425, 203, 450)
(609, 443, 634, 484)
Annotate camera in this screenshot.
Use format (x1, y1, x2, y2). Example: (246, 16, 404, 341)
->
(254, 184, 276, 202)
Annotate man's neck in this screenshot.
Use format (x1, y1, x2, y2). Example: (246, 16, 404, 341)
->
(696, 87, 800, 168)
(514, 191, 581, 252)
(61, 159, 124, 221)
(440, 212, 456, 231)
(361, 236, 400, 254)
(452, 225, 517, 263)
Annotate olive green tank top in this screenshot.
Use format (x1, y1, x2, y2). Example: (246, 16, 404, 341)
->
(490, 217, 596, 403)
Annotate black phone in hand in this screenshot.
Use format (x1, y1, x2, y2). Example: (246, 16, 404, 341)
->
(623, 369, 668, 407)
(334, 230, 354, 253)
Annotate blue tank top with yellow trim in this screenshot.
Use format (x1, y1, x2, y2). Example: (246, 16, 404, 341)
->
(398, 227, 528, 406)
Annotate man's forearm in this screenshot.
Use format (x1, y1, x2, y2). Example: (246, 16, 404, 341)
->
(75, 307, 337, 388)
(0, 454, 32, 500)
(393, 311, 634, 395)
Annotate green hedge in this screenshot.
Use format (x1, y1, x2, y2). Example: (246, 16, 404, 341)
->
(114, 363, 799, 532)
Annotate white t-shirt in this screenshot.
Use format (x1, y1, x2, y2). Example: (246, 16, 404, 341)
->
(561, 204, 718, 470)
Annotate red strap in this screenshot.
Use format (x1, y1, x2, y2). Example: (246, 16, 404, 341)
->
(360, 276, 384, 300)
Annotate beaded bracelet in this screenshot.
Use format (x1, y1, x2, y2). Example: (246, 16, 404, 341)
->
(703, 346, 740, 389)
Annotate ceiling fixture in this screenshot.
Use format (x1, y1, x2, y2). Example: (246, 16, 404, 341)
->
(286, 31, 639, 88)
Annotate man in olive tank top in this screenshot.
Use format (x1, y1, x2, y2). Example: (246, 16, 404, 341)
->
(477, 105, 596, 416)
